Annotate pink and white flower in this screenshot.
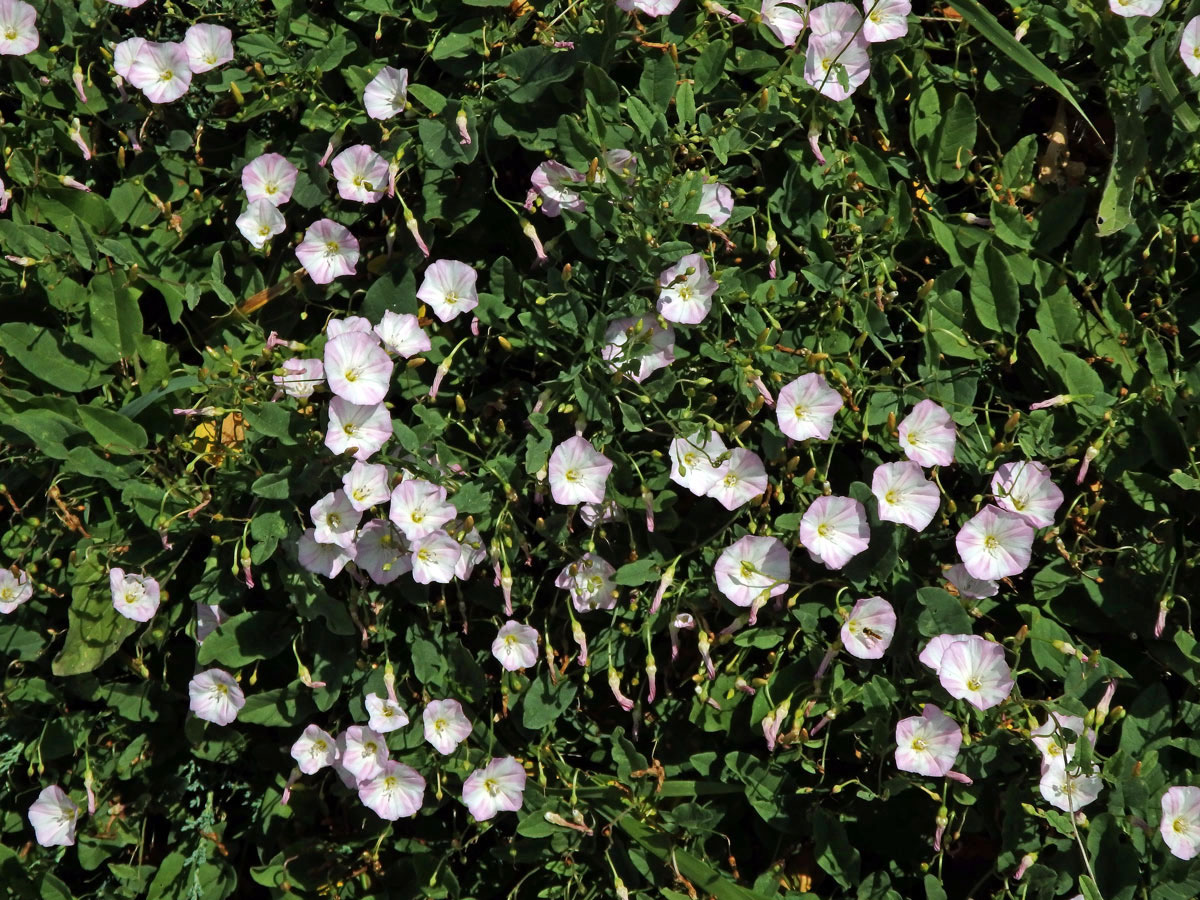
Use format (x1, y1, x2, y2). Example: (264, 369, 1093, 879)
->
(195, 603, 226, 644)
(1032, 714, 1093, 773)
(331, 145, 389, 204)
(310, 490, 362, 549)
(388, 480, 457, 541)
(363, 66, 409, 120)
(324, 331, 393, 406)
(492, 621, 540, 671)
(658, 253, 717, 325)
(1181, 16, 1200, 76)
(113, 37, 146, 79)
(358, 761, 425, 820)
(556, 553, 618, 613)
(810, 0, 863, 33)
(103, 0, 148, 6)
(365, 692, 409, 732)
(354, 520, 411, 584)
(109, 567, 161, 622)
(0, 0, 38, 57)
(183, 24, 233, 73)
(423, 699, 472, 755)
(918, 633, 971, 673)
(841, 596, 896, 659)
(705, 448, 768, 510)
(1161, 786, 1200, 860)
(991, 460, 1063, 529)
(1039, 762, 1103, 812)
(602, 316, 676, 383)
(548, 437, 613, 506)
(409, 531, 461, 584)
(374, 311, 430, 358)
(776, 373, 843, 441)
(0, 567, 33, 614)
(616, 0, 682, 14)
(298, 528, 355, 578)
(290, 724, 339, 774)
(898, 400, 957, 467)
(871, 461, 939, 531)
(531, 161, 586, 216)
(188, 668, 246, 726)
(27, 786, 80, 847)
(804, 29, 871, 101)
(325, 398, 392, 461)
(462, 756, 526, 821)
(1108, 0, 1163, 16)
(894, 704, 962, 777)
(452, 524, 487, 581)
(937, 635, 1014, 710)
(416, 260, 479, 322)
(669, 430, 728, 496)
(714, 535, 790, 608)
(761, 0, 808, 46)
(338, 726, 388, 783)
(956, 505, 1034, 581)
(236, 199, 285, 250)
(326, 316, 374, 339)
(694, 182, 733, 226)
(862, 0, 910, 42)
(945, 563, 998, 600)
(297, 219, 359, 284)
(343, 461, 392, 511)
(242, 153, 298, 207)
(128, 41, 193, 104)
(799, 495, 870, 570)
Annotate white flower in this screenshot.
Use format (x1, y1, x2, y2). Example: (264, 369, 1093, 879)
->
(354, 520, 411, 585)
(713, 535, 790, 608)
(776, 373, 843, 441)
(804, 29, 871, 101)
(810, 0, 863, 34)
(128, 41, 193, 104)
(761, 0, 807, 46)
(326, 316, 375, 339)
(897, 399, 957, 467)
(363, 66, 409, 119)
(337, 726, 388, 783)
(704, 448, 768, 511)
(323, 331, 393, 406)
(1181, 16, 1200, 77)
(668, 430, 728, 496)
(112, 37, 146, 79)
(453, 524, 487, 580)
(548, 437, 613, 506)
(991, 460, 1063, 529)
(365, 692, 410, 733)
(27, 786, 80, 847)
(242, 153, 298, 207)
(657, 253, 718, 325)
(694, 182, 733, 226)
(1039, 762, 1103, 812)
(195, 602, 226, 644)
(462, 756, 526, 821)
(530, 161, 586, 216)
(841, 596, 896, 660)
(331, 145, 390, 204)
(236, 200, 285, 250)
(799, 495, 870, 570)
(109, 567, 161, 622)
(290, 724, 339, 775)
(616, 0, 681, 14)
(183, 23, 233, 73)
(918, 633, 971, 673)
(894, 704, 961, 777)
(358, 760, 424, 820)
(374, 311, 430, 358)
(423, 699, 472, 755)
(492, 621, 540, 671)
(388, 479, 457, 541)
(1108, 0, 1163, 17)
(416, 259, 479, 323)
(342, 461, 392, 512)
(1161, 786, 1200, 860)
(871, 461, 940, 531)
(297, 219, 359, 284)
(937, 635, 1014, 711)
(188, 668, 245, 726)
(410, 530, 462, 584)
(1031, 714, 1092, 773)
(601, 316, 675, 383)
(310, 489, 361, 549)
(298, 528, 355, 578)
(555, 553, 619, 613)
(0, 566, 33, 613)
(955, 505, 1034, 581)
(861, 0, 910, 42)
(945, 563, 998, 600)
(0, 0, 38, 57)
(325, 398, 393, 461)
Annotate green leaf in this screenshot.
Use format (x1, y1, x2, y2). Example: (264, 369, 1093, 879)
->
(521, 671, 577, 730)
(52, 586, 139, 677)
(1150, 34, 1199, 132)
(1096, 99, 1148, 237)
(1077, 875, 1103, 900)
(969, 243, 1020, 333)
(615, 558, 659, 586)
(198, 612, 292, 667)
(933, 92, 977, 183)
(76, 405, 147, 455)
(916, 587, 973, 636)
(0, 323, 109, 392)
(812, 808, 861, 889)
(639, 53, 676, 111)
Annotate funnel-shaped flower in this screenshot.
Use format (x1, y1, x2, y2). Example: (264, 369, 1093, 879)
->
(714, 535, 790, 608)
(462, 756, 526, 821)
(658, 253, 717, 325)
(548, 437, 613, 506)
(291, 724, 339, 775)
(359, 761, 424, 820)
(416, 260, 479, 322)
(325, 398, 392, 461)
(956, 505, 1034, 580)
(777, 373, 843, 441)
(188, 668, 245, 726)
(872, 461, 940, 531)
(28, 786, 79, 847)
(894, 704, 961, 777)
(937, 635, 1014, 711)
(556, 553, 618, 613)
(1162, 786, 1200, 860)
(898, 400, 956, 467)
(183, 24, 233, 73)
(242, 153, 298, 207)
(109, 568, 161, 622)
(705, 448, 768, 511)
(799, 495, 870, 570)
(297, 219, 359, 284)
(128, 41, 193, 104)
(841, 596, 896, 659)
(492, 621, 540, 671)
(423, 699, 472, 755)
(363, 66, 409, 119)
(991, 460, 1063, 529)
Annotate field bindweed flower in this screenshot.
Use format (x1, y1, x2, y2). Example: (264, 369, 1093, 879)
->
(452, 524, 487, 580)
(128, 42, 193, 104)
(695, 182, 733, 226)
(669, 430, 728, 496)
(462, 756, 526, 821)
(297, 219, 359, 284)
(236, 200, 286, 250)
(366, 691, 409, 732)
(273, 358, 324, 399)
(602, 316, 675, 383)
(714, 535, 790, 610)
(104, 0, 148, 6)
(310, 490, 362, 549)
(918, 632, 970, 673)
(28, 786, 80, 847)
(423, 699, 472, 754)
(761, 0, 808, 46)
(937, 635, 1014, 710)
(658, 252, 718, 325)
(556, 553, 619, 613)
(991, 461, 1063, 529)
(777, 373, 843, 441)
(0, 567, 32, 613)
(324, 331, 393, 406)
(799, 495, 870, 570)
(195, 603, 225, 643)
(548, 437, 613, 506)
(188, 668, 245, 726)
(705, 448, 768, 511)
(1161, 787, 1200, 860)
(363, 66, 409, 119)
(861, 0, 910, 42)
(326, 398, 392, 461)
(298, 528, 356, 578)
(113, 37, 146, 79)
(183, 24, 233, 73)
(841, 596, 896, 659)
(388, 479, 457, 541)
(342, 461, 392, 512)
(616, 0, 682, 13)
(1032, 714, 1093, 773)
(898, 400, 956, 467)
(338, 726, 388, 783)
(109, 568, 161, 622)
(291, 725, 339, 775)
(531, 161, 586, 216)
(872, 461, 940, 531)
(410, 531, 462, 584)
(1182, 17, 1200, 76)
(804, 29, 871, 101)
(1108, 0, 1163, 16)
(956, 505, 1034, 580)
(326, 316, 374, 339)
(894, 704, 962, 777)
(375, 311, 431, 358)
(359, 761, 425, 820)
(354, 520, 411, 584)
(492, 621, 540, 671)
(0, 0, 38, 57)
(1039, 762, 1103, 812)
(332, 145, 389, 203)
(416, 259, 479, 322)
(945, 562, 998, 599)
(242, 153, 298, 206)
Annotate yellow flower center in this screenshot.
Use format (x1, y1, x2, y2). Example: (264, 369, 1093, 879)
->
(314, 740, 327, 752)
(817, 523, 831, 538)
(160, 69, 174, 82)
(343, 423, 357, 436)
(0, 587, 13, 601)
(885, 489, 899, 505)
(5, 28, 17, 40)
(983, 535, 999, 551)
(484, 777, 500, 796)
(911, 738, 927, 752)
(966, 677, 982, 692)
(265, 183, 278, 194)
(1174, 817, 1191, 834)
(793, 404, 807, 419)
(325, 240, 341, 254)
(564, 468, 579, 482)
(678, 286, 693, 301)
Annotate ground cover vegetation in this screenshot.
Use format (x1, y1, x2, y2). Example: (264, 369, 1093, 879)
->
(2, 0, 1200, 898)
